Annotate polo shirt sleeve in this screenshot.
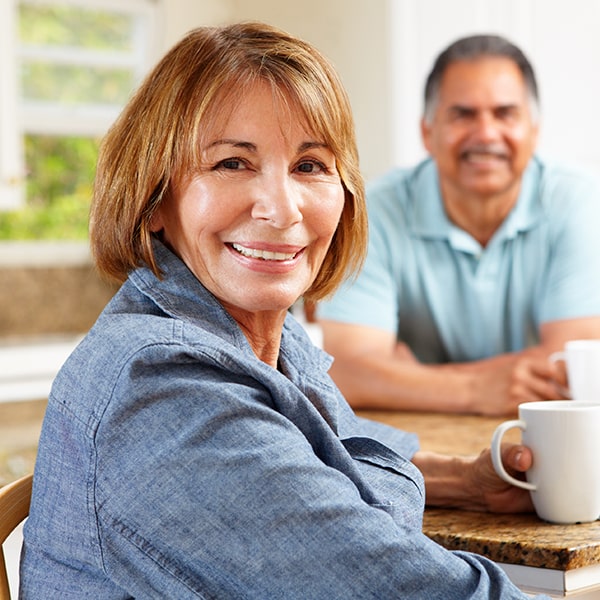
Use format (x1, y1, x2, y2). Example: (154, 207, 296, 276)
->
(537, 168, 600, 323)
(316, 183, 400, 335)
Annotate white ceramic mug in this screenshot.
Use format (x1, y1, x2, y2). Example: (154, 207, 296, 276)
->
(550, 339, 600, 401)
(491, 401, 600, 524)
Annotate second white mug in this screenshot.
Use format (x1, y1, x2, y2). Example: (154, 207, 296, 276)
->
(550, 339, 600, 401)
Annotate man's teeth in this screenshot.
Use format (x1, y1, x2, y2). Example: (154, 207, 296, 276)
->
(232, 243, 296, 261)
(464, 151, 504, 160)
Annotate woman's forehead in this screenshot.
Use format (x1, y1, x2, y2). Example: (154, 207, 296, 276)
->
(201, 80, 322, 143)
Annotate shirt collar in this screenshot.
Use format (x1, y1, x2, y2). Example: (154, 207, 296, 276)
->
(410, 156, 544, 250)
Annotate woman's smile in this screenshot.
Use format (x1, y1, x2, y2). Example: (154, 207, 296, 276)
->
(229, 242, 302, 262)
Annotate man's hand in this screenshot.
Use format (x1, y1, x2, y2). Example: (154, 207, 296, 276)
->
(460, 351, 569, 416)
(414, 444, 535, 512)
(465, 444, 535, 513)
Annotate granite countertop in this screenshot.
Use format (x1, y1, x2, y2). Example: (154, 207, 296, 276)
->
(424, 508, 600, 569)
(358, 409, 600, 570)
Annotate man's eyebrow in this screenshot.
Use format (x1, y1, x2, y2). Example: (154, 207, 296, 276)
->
(447, 104, 476, 113)
(447, 103, 520, 113)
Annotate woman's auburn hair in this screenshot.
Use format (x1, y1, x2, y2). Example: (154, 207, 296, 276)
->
(90, 21, 367, 302)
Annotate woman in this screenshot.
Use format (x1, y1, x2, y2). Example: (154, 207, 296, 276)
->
(20, 22, 541, 599)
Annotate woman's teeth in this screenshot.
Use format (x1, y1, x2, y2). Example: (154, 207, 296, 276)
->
(232, 243, 296, 261)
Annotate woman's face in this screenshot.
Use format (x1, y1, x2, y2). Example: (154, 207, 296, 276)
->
(151, 82, 345, 323)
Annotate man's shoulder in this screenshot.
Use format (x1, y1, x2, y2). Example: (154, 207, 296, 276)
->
(532, 155, 600, 195)
(522, 156, 600, 228)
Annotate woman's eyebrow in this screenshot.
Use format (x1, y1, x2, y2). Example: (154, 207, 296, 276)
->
(206, 139, 257, 151)
(298, 141, 329, 152)
(205, 139, 329, 153)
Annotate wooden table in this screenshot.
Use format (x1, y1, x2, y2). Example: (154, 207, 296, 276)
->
(358, 410, 600, 599)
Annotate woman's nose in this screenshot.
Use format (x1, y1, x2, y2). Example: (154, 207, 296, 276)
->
(251, 176, 303, 228)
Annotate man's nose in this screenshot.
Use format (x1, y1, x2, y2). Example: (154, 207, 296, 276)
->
(472, 111, 502, 141)
(251, 175, 303, 228)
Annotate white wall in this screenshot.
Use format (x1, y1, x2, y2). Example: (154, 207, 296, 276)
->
(227, 0, 394, 182)
(530, 1, 600, 173)
(389, 0, 600, 176)
(156, 0, 393, 181)
(389, 0, 537, 169)
(155, 0, 600, 181)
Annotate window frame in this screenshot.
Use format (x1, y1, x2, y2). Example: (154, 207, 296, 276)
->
(0, 0, 160, 209)
(0, 0, 24, 210)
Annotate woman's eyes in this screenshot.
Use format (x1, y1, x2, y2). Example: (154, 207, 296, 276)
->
(295, 160, 327, 174)
(216, 158, 246, 170)
(214, 157, 329, 174)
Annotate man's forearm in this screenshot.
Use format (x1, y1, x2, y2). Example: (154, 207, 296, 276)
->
(329, 353, 476, 412)
(411, 451, 483, 509)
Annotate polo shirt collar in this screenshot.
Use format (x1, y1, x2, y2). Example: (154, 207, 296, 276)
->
(411, 156, 544, 249)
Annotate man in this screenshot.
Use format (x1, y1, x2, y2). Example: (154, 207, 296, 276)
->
(317, 34, 600, 416)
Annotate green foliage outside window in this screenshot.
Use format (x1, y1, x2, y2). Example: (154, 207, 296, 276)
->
(0, 135, 99, 240)
(19, 4, 135, 106)
(19, 4, 132, 49)
(0, 3, 142, 240)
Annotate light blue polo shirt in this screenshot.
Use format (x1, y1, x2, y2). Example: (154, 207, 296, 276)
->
(318, 156, 600, 363)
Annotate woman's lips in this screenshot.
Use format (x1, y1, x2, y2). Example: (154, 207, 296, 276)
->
(230, 242, 299, 261)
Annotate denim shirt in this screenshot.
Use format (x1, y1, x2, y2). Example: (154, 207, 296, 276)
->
(20, 242, 539, 599)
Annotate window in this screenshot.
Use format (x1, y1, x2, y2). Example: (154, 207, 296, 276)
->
(0, 0, 158, 237)
(0, 0, 22, 211)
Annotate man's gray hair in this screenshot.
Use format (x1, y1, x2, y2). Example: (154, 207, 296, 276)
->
(423, 34, 539, 123)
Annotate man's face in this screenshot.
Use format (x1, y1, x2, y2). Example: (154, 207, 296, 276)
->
(421, 57, 539, 200)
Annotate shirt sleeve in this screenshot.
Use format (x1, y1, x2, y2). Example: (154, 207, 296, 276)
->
(317, 188, 401, 334)
(89, 345, 534, 599)
(353, 414, 420, 457)
(538, 169, 600, 323)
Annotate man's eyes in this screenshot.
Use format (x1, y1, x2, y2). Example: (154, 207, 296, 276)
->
(494, 106, 519, 120)
(448, 107, 520, 121)
(449, 107, 476, 120)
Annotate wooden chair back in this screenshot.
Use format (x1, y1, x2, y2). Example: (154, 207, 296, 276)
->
(0, 474, 33, 600)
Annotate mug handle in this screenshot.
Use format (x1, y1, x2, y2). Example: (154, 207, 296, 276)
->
(548, 351, 572, 398)
(490, 420, 536, 491)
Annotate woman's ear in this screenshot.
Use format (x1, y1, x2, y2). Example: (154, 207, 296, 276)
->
(148, 207, 164, 233)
